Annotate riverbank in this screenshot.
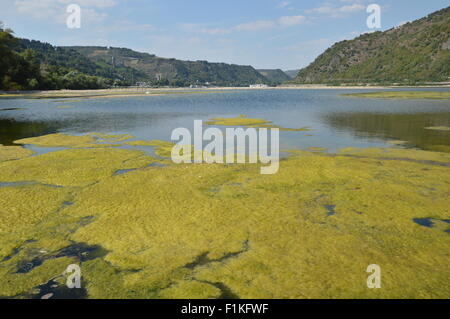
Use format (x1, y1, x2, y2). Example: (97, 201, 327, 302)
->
(1, 84, 449, 99)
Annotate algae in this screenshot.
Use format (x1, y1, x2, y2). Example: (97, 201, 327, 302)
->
(0, 133, 449, 299)
(0, 145, 35, 162)
(342, 91, 450, 100)
(206, 115, 312, 132)
(14, 133, 133, 148)
(425, 126, 450, 131)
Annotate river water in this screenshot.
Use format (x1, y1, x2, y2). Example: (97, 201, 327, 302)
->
(1, 88, 449, 153)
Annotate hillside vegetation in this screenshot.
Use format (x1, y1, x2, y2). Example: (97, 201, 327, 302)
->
(256, 69, 291, 84)
(293, 7, 450, 85)
(65, 46, 268, 87)
(0, 25, 269, 91)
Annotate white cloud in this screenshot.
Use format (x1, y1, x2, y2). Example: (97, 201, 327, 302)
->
(307, 3, 366, 18)
(278, 15, 306, 27)
(58, 0, 117, 8)
(13, 0, 116, 24)
(185, 15, 307, 35)
(234, 20, 277, 31)
(278, 1, 291, 8)
(339, 4, 366, 12)
(97, 20, 154, 33)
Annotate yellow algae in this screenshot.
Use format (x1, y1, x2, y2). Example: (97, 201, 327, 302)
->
(206, 115, 312, 132)
(124, 140, 167, 147)
(339, 147, 450, 164)
(206, 115, 272, 127)
(14, 133, 110, 148)
(159, 280, 222, 299)
(307, 147, 328, 152)
(124, 140, 175, 158)
(387, 140, 408, 146)
(0, 138, 449, 299)
(0, 145, 35, 162)
(425, 145, 450, 153)
(14, 132, 135, 148)
(0, 184, 73, 260)
(0, 257, 76, 297)
(342, 91, 450, 100)
(56, 105, 73, 109)
(88, 133, 134, 143)
(60, 147, 449, 299)
(0, 148, 156, 187)
(425, 126, 450, 131)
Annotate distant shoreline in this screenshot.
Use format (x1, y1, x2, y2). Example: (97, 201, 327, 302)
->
(0, 85, 449, 99)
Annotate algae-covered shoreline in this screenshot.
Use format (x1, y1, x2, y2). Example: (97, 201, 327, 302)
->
(342, 91, 450, 100)
(0, 88, 233, 100)
(0, 131, 449, 299)
(1, 86, 449, 100)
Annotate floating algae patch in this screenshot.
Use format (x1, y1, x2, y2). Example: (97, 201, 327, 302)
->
(338, 147, 450, 165)
(425, 126, 450, 131)
(14, 132, 134, 149)
(206, 115, 272, 127)
(0, 145, 35, 162)
(13, 133, 118, 148)
(88, 133, 134, 143)
(308, 147, 328, 152)
(0, 148, 157, 187)
(342, 91, 450, 100)
(206, 115, 312, 132)
(1, 139, 450, 298)
(56, 105, 74, 109)
(33, 145, 446, 299)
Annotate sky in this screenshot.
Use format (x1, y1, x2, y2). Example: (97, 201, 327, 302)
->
(1, 0, 449, 70)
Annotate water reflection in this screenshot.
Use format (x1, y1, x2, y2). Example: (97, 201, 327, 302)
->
(0, 119, 58, 145)
(323, 112, 450, 152)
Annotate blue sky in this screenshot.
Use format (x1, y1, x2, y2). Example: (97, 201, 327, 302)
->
(1, 0, 449, 70)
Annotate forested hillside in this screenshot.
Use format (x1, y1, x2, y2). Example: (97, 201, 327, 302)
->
(0, 24, 269, 91)
(293, 7, 450, 85)
(66, 46, 269, 87)
(257, 69, 291, 84)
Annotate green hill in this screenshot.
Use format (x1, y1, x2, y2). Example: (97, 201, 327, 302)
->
(0, 24, 269, 91)
(284, 69, 300, 79)
(293, 6, 450, 85)
(256, 69, 291, 84)
(65, 46, 268, 87)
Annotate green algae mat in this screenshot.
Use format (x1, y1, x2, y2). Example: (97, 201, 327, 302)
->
(0, 133, 449, 299)
(342, 91, 450, 100)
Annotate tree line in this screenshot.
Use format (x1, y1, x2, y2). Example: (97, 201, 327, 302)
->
(0, 23, 111, 91)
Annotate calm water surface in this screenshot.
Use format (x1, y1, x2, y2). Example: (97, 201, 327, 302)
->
(0, 88, 449, 154)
